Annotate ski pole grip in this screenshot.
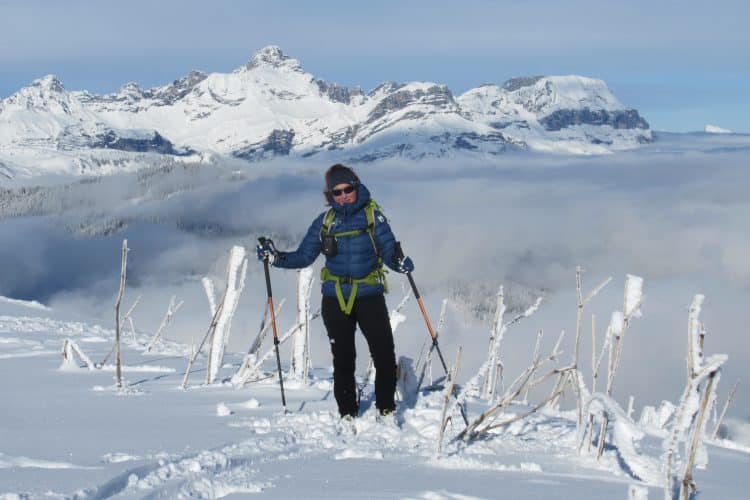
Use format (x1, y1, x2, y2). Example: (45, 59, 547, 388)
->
(259, 237, 273, 297)
(394, 241, 405, 261)
(395, 241, 420, 297)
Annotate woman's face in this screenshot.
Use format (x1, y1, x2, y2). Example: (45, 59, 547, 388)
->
(331, 182, 357, 205)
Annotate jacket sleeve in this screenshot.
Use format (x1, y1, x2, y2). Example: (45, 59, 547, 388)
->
(373, 209, 400, 272)
(273, 213, 324, 269)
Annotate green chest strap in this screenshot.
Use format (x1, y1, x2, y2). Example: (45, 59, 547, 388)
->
(320, 199, 388, 314)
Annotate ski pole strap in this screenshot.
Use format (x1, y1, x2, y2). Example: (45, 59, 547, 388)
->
(320, 267, 385, 315)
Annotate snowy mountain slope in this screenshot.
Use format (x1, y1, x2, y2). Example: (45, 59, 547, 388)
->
(0, 46, 651, 178)
(457, 76, 650, 154)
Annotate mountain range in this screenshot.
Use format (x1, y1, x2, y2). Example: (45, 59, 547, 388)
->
(0, 46, 651, 178)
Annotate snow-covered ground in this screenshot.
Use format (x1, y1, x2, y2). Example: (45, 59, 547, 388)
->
(1, 294, 748, 499)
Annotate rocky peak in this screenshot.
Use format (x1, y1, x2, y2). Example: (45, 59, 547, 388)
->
(502, 76, 545, 92)
(246, 45, 302, 72)
(5, 75, 71, 111)
(368, 81, 406, 97)
(315, 80, 363, 104)
(119, 82, 142, 93)
(366, 83, 457, 124)
(151, 70, 208, 105)
(115, 82, 145, 100)
(32, 75, 66, 93)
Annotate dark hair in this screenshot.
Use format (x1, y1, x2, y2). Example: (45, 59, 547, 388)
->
(323, 164, 360, 205)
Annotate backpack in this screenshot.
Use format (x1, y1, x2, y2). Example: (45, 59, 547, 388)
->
(319, 199, 388, 314)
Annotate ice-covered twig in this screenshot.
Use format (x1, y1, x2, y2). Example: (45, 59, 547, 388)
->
(114, 239, 129, 389)
(572, 271, 615, 407)
(234, 309, 322, 387)
(592, 321, 613, 394)
(594, 275, 644, 456)
(460, 344, 564, 442)
(579, 393, 661, 484)
(206, 246, 248, 384)
(436, 347, 461, 456)
(290, 267, 315, 384)
(573, 268, 612, 372)
(182, 285, 229, 389)
(61, 339, 94, 370)
(481, 286, 507, 400)
(97, 294, 141, 367)
(123, 294, 142, 343)
(712, 379, 740, 439)
(687, 294, 705, 379)
(502, 294, 544, 329)
(247, 298, 285, 356)
(415, 298, 445, 391)
(202, 277, 217, 318)
(664, 353, 727, 500)
(586, 276, 614, 306)
(146, 295, 184, 352)
(681, 371, 720, 500)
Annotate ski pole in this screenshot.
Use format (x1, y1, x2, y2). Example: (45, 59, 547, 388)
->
(259, 237, 288, 413)
(395, 242, 449, 371)
(394, 242, 469, 426)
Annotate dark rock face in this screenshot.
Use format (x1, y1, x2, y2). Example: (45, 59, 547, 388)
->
(346, 143, 415, 163)
(315, 80, 363, 104)
(502, 76, 545, 92)
(93, 130, 186, 155)
(431, 131, 509, 153)
(540, 108, 650, 131)
(233, 129, 295, 160)
(367, 82, 406, 97)
(490, 120, 531, 130)
(58, 125, 190, 155)
(325, 126, 358, 150)
(366, 85, 456, 125)
(151, 71, 208, 106)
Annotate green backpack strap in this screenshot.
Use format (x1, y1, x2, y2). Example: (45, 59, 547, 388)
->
(364, 199, 380, 258)
(365, 199, 388, 294)
(320, 208, 336, 239)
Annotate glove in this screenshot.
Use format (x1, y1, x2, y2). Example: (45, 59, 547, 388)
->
(256, 238, 279, 265)
(396, 256, 414, 274)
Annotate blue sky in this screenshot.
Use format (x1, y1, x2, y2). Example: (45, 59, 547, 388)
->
(1, 0, 747, 132)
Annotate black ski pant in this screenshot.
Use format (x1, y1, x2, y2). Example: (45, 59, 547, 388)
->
(321, 294, 396, 417)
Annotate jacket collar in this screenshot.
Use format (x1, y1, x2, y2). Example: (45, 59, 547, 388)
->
(330, 183, 371, 216)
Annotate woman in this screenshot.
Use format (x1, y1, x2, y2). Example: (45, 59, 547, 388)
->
(257, 164, 413, 419)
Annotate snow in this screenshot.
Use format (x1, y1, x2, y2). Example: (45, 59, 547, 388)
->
(705, 124, 732, 134)
(0, 306, 746, 498)
(0, 296, 50, 311)
(624, 274, 643, 319)
(216, 403, 233, 417)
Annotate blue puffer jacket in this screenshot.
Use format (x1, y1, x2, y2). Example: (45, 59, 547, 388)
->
(274, 183, 400, 298)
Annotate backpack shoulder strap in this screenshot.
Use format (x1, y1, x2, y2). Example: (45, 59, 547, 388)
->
(365, 199, 384, 227)
(365, 199, 382, 257)
(320, 208, 336, 239)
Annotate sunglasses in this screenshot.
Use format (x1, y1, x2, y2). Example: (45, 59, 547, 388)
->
(331, 185, 356, 197)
